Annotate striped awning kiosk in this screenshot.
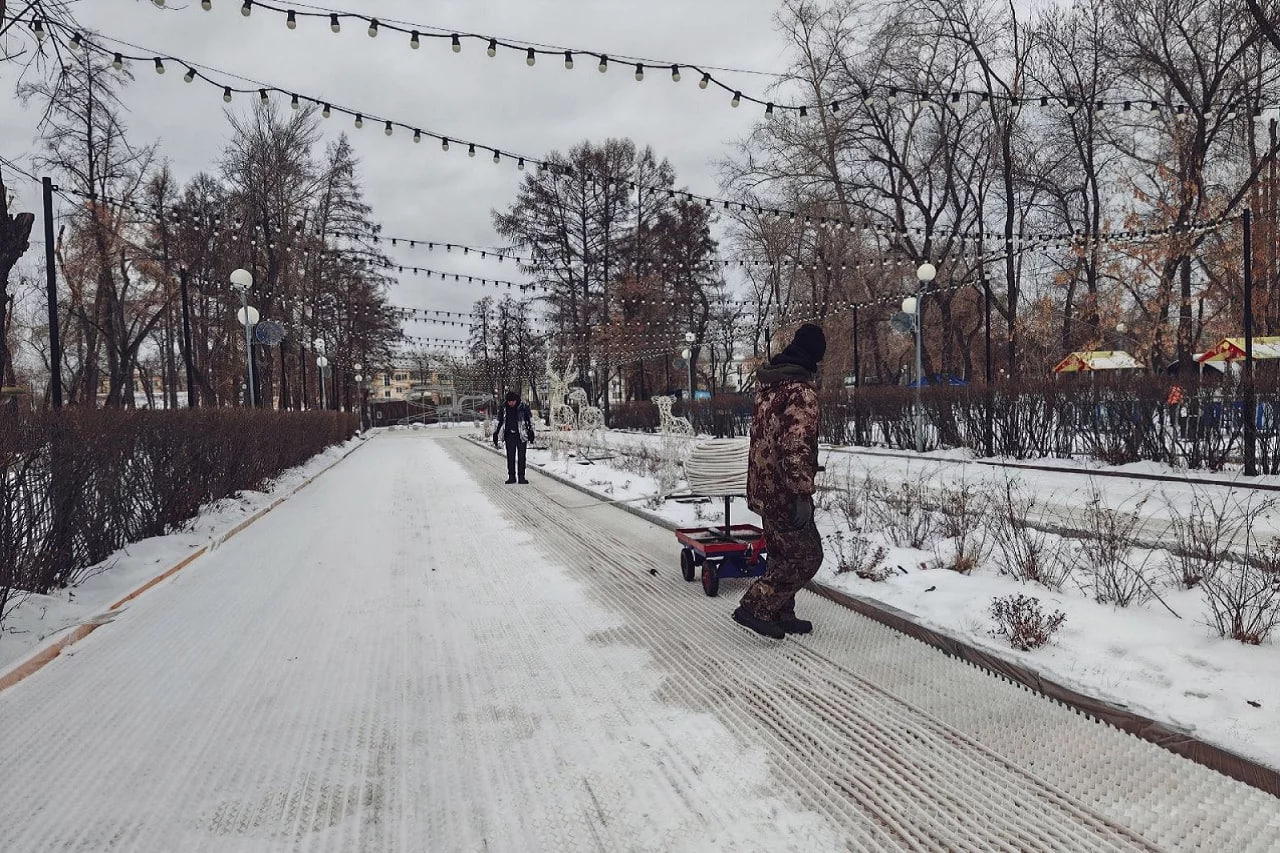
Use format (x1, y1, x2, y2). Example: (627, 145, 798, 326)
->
(1195, 336, 1280, 363)
(1052, 350, 1144, 373)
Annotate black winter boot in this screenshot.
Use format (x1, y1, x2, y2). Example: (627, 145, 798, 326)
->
(732, 607, 786, 640)
(779, 618, 813, 635)
(505, 477, 517, 484)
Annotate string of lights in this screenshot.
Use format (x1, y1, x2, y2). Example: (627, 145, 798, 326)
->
(147, 0, 1278, 121)
(21, 17, 1244, 247)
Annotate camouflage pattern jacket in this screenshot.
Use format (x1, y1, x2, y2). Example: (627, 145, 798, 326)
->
(746, 363, 820, 523)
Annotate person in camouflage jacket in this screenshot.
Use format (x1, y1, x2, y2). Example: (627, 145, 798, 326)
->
(735, 323, 826, 640)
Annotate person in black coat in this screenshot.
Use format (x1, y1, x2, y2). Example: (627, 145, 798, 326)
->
(493, 390, 534, 483)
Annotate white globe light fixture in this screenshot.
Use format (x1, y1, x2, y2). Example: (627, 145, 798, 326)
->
(916, 262, 937, 283)
(316, 355, 329, 368)
(901, 296, 918, 316)
(1116, 322, 1127, 335)
(230, 269, 257, 408)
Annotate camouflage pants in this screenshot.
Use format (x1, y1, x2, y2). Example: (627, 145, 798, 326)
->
(739, 516, 824, 621)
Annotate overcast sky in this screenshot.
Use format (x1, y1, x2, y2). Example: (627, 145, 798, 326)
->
(2, 0, 795, 340)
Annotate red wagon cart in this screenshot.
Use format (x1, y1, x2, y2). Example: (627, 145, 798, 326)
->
(675, 496, 767, 597)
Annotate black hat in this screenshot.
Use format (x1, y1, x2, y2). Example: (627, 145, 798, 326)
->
(505, 390, 520, 402)
(773, 323, 826, 373)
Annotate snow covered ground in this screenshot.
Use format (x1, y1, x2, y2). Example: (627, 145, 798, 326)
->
(4, 428, 1279, 850)
(519, 429, 1280, 773)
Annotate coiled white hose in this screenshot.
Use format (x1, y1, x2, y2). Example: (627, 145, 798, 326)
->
(684, 438, 750, 496)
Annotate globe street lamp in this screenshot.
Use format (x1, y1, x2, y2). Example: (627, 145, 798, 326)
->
(909, 262, 937, 453)
(230, 268, 256, 407)
(316, 355, 329, 410)
(313, 338, 326, 410)
(354, 362, 367, 430)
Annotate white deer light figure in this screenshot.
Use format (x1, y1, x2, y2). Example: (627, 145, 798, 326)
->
(568, 387, 607, 456)
(652, 395, 694, 496)
(547, 368, 577, 460)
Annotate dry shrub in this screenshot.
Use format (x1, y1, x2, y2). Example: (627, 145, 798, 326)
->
(930, 479, 990, 574)
(988, 477, 1074, 590)
(1162, 489, 1267, 589)
(826, 530, 890, 580)
(865, 471, 937, 549)
(1079, 487, 1160, 607)
(990, 594, 1067, 650)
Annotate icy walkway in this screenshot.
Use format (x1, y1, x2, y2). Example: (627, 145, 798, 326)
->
(0, 431, 1277, 851)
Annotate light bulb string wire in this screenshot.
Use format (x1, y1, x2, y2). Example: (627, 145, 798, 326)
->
(162, 0, 1275, 118)
(17, 15, 1243, 247)
(52, 182, 1239, 289)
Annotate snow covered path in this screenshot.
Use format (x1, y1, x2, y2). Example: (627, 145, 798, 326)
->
(1, 431, 1278, 851)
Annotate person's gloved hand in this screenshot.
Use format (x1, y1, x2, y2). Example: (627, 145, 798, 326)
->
(493, 437, 500, 448)
(788, 494, 815, 528)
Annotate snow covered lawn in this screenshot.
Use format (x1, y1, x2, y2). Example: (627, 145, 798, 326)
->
(513, 429, 1280, 772)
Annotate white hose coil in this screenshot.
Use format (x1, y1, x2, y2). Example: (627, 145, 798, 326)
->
(684, 438, 750, 496)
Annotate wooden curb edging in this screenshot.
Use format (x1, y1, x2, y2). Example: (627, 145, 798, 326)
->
(0, 436, 371, 695)
(464, 435, 1280, 800)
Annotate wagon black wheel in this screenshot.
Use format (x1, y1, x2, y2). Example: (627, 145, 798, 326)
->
(701, 561, 720, 597)
(680, 548, 696, 582)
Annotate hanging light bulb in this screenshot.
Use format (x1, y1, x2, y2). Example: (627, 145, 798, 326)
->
(518, 157, 526, 170)
(33, 19, 46, 41)
(564, 50, 574, 69)
(285, 10, 297, 29)
(223, 86, 233, 102)
(70, 33, 83, 50)
(410, 30, 420, 49)
(183, 66, 196, 82)
(241, 0, 251, 17)
(468, 143, 476, 157)
(670, 64, 681, 82)
(290, 93, 300, 109)
(368, 19, 379, 37)
(635, 63, 645, 81)
(354, 113, 363, 128)
(154, 57, 165, 74)
(153, 0, 166, 7)
(322, 102, 331, 118)
(201, 0, 211, 8)
(441, 137, 450, 151)
(413, 128, 422, 143)
(598, 54, 608, 73)
(699, 72, 710, 89)
(384, 121, 393, 136)
(492, 150, 501, 164)
(451, 34, 461, 52)
(799, 105, 808, 117)
(765, 102, 774, 115)
(112, 52, 124, 70)
(731, 91, 741, 108)
(259, 88, 269, 104)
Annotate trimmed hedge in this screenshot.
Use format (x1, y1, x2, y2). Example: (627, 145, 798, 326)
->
(0, 409, 358, 616)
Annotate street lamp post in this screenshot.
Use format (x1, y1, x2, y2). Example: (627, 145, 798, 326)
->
(354, 362, 367, 430)
(231, 268, 257, 407)
(313, 338, 326, 410)
(684, 331, 696, 403)
(316, 355, 329, 410)
(906, 262, 937, 453)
